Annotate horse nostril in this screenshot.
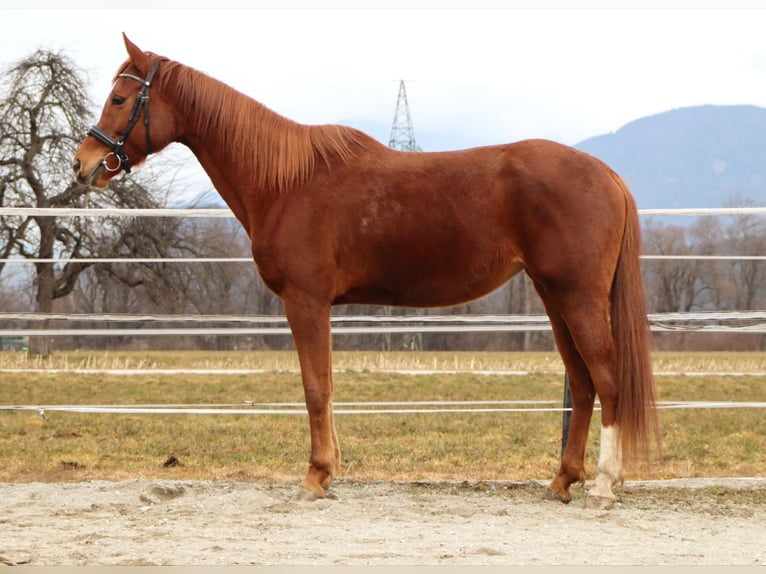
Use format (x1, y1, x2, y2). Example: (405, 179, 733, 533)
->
(72, 158, 81, 174)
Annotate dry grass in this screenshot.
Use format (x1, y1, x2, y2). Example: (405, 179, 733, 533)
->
(0, 350, 764, 483)
(2, 349, 765, 373)
(0, 349, 565, 372)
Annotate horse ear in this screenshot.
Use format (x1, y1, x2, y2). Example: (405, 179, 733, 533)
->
(123, 33, 150, 74)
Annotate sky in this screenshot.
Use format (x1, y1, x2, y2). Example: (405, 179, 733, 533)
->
(2, 4, 766, 199)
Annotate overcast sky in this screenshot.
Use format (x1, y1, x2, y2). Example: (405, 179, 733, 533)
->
(2, 4, 766, 199)
(4, 6, 766, 143)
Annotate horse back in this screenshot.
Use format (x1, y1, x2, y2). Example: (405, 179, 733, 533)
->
(251, 138, 627, 307)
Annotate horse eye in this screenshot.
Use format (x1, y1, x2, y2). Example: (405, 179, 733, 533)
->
(111, 95, 126, 106)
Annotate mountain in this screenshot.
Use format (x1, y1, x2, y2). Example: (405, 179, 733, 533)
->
(575, 105, 766, 209)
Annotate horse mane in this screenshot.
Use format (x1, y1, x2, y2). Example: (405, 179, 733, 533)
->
(146, 58, 366, 193)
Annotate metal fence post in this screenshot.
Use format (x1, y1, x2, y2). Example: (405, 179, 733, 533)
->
(561, 372, 572, 456)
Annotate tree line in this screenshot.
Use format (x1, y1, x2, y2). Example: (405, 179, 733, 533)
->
(1, 50, 763, 354)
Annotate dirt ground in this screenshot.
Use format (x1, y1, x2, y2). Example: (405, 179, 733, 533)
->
(0, 477, 764, 566)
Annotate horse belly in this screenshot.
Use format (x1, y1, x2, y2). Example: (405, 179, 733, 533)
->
(336, 225, 524, 308)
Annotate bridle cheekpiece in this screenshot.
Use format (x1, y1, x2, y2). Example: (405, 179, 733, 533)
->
(88, 61, 161, 174)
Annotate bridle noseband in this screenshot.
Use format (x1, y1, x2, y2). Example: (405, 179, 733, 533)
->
(88, 61, 161, 174)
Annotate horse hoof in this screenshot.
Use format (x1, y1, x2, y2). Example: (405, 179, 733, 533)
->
(293, 483, 339, 501)
(543, 487, 571, 504)
(584, 495, 615, 510)
(293, 486, 324, 501)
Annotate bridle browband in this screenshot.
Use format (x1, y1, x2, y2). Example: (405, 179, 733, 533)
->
(87, 61, 161, 174)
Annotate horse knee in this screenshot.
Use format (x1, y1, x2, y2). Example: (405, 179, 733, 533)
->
(304, 386, 332, 416)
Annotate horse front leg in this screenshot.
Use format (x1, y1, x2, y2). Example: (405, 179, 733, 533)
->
(283, 295, 340, 500)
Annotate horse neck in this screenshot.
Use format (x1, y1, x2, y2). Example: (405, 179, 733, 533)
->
(160, 64, 295, 225)
(163, 62, 365, 231)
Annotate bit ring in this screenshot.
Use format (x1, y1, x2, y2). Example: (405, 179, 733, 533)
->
(102, 152, 122, 173)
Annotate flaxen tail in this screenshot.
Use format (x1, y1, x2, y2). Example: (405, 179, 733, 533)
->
(610, 173, 661, 464)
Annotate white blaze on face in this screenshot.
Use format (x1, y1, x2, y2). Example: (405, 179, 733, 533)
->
(589, 423, 623, 500)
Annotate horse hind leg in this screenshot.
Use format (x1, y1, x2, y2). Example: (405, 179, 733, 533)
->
(538, 295, 596, 504)
(587, 418, 623, 510)
(537, 286, 623, 509)
(559, 299, 624, 509)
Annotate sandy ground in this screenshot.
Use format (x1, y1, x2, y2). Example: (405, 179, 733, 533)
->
(0, 477, 764, 566)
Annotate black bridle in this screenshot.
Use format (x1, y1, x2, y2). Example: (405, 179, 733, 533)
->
(88, 61, 161, 174)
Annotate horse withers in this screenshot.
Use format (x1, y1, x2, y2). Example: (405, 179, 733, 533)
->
(73, 34, 660, 509)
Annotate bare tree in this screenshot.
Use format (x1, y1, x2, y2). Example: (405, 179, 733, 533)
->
(0, 50, 92, 331)
(65, 213, 288, 351)
(684, 216, 724, 311)
(642, 220, 710, 313)
(720, 199, 766, 311)
(0, 49, 182, 355)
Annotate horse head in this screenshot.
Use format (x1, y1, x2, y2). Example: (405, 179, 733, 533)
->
(73, 34, 176, 188)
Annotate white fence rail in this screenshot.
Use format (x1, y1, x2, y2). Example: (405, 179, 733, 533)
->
(0, 207, 766, 265)
(1, 255, 764, 264)
(1, 311, 765, 336)
(1, 207, 764, 266)
(2, 206, 765, 218)
(4, 400, 766, 417)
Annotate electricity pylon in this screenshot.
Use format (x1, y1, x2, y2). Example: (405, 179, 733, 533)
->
(384, 80, 424, 351)
(388, 80, 422, 152)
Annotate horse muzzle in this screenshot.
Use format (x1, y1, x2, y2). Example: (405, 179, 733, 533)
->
(72, 155, 109, 188)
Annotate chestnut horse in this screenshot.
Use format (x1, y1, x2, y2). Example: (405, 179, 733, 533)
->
(73, 35, 659, 509)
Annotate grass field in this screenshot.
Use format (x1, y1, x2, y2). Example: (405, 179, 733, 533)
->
(0, 350, 764, 483)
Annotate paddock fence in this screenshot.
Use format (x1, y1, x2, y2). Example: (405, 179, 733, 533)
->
(0, 206, 764, 418)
